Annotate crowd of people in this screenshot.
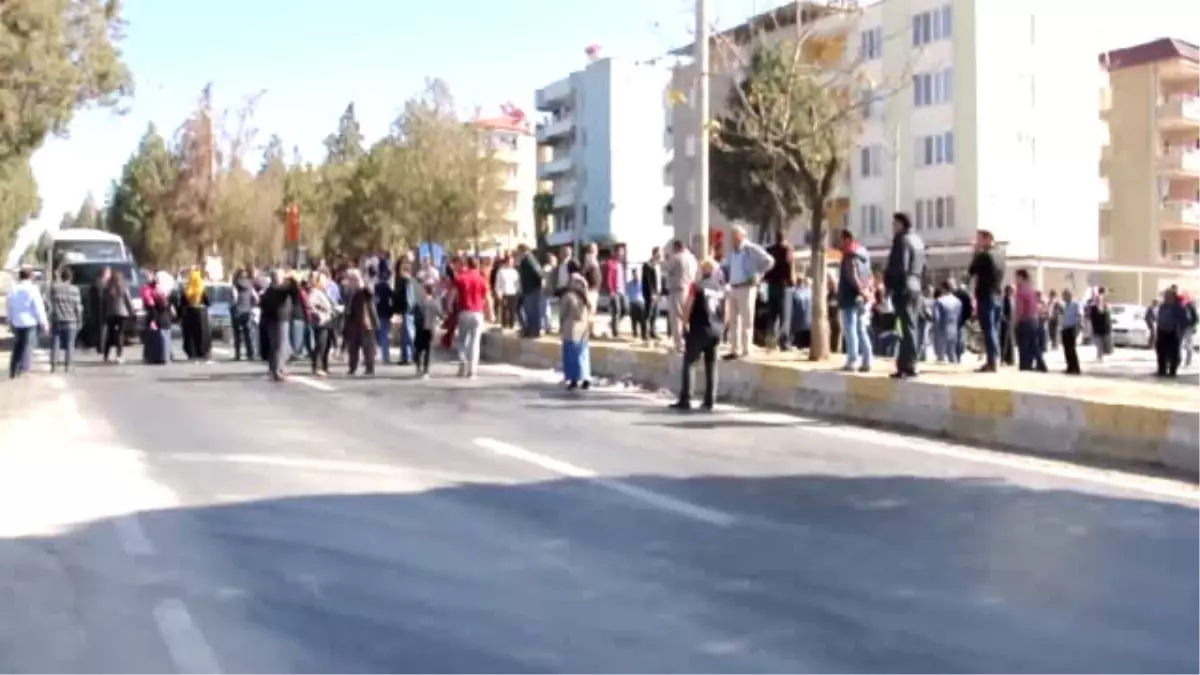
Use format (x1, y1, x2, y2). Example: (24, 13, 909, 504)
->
(6, 214, 1198, 395)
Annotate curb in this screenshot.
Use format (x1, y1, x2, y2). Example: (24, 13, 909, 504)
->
(481, 329, 1200, 480)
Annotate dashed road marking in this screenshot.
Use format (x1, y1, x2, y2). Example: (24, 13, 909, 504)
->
(474, 437, 737, 527)
(153, 598, 222, 674)
(291, 375, 335, 392)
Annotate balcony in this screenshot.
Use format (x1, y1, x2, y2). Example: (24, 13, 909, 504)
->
(1157, 147, 1200, 178)
(536, 116, 574, 143)
(1158, 96, 1200, 130)
(553, 191, 575, 210)
(537, 155, 573, 180)
(1161, 200, 1200, 230)
(1159, 58, 1200, 85)
(1165, 252, 1199, 267)
(535, 78, 572, 111)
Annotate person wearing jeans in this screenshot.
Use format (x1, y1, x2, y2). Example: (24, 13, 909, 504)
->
(48, 265, 84, 373)
(837, 229, 874, 371)
(968, 230, 1006, 372)
(453, 256, 490, 378)
(5, 266, 47, 379)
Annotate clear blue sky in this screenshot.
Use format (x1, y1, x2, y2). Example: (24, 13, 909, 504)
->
(17, 0, 1196, 259)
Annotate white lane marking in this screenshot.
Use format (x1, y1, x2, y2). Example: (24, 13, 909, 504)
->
(47, 375, 66, 390)
(290, 375, 335, 392)
(113, 514, 155, 556)
(496, 364, 1199, 503)
(210, 346, 232, 357)
(153, 598, 222, 674)
(474, 437, 736, 527)
(163, 452, 414, 476)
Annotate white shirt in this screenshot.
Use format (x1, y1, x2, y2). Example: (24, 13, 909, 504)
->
(496, 267, 520, 296)
(416, 267, 440, 286)
(6, 280, 48, 329)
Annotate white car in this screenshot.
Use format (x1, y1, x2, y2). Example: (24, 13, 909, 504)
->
(1109, 303, 1152, 348)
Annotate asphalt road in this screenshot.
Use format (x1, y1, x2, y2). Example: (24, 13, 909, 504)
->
(1, 344, 1197, 674)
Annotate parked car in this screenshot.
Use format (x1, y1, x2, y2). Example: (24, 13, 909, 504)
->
(206, 282, 234, 339)
(1109, 303, 1152, 348)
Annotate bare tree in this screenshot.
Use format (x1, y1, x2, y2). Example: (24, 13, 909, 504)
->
(708, 0, 916, 360)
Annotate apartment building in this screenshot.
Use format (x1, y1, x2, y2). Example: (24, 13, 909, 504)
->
(1100, 38, 1199, 271)
(474, 116, 538, 249)
(534, 57, 674, 259)
(671, 0, 1101, 273)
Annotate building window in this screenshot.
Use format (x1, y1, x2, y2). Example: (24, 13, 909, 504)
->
(946, 196, 955, 227)
(860, 145, 883, 178)
(916, 132, 954, 167)
(859, 26, 883, 60)
(1162, 237, 1168, 258)
(915, 200, 924, 229)
(935, 197, 945, 228)
(915, 195, 955, 229)
(1193, 239, 1199, 256)
(914, 69, 953, 107)
(860, 203, 883, 235)
(913, 5, 952, 47)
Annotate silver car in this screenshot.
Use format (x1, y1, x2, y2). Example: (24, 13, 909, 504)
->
(207, 283, 235, 339)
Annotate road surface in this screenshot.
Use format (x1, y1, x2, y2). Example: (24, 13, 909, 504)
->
(1, 345, 1196, 673)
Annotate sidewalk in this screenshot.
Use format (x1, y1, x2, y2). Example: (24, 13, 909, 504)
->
(481, 329, 1200, 479)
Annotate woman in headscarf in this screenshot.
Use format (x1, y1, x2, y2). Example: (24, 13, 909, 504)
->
(142, 273, 174, 365)
(342, 268, 380, 375)
(558, 272, 593, 390)
(179, 268, 212, 362)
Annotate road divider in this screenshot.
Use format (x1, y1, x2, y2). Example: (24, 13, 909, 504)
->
(481, 329, 1200, 480)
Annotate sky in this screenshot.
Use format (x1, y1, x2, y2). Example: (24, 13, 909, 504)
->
(11, 0, 1199, 264)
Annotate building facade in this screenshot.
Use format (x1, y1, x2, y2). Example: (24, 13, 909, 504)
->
(534, 57, 674, 260)
(671, 0, 1102, 271)
(1100, 38, 1199, 269)
(474, 116, 539, 250)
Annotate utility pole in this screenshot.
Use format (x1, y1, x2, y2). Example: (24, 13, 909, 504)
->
(695, 0, 711, 258)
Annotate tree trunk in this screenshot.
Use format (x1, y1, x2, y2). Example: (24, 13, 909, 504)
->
(808, 204, 830, 361)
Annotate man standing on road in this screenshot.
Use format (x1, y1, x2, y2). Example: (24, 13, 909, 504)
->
(454, 257, 489, 379)
(1060, 288, 1083, 375)
(665, 239, 697, 352)
(48, 266, 83, 373)
(722, 225, 774, 361)
(603, 244, 630, 339)
(968, 229, 1005, 373)
(765, 232, 796, 350)
(6, 266, 47, 379)
(837, 229, 873, 371)
(393, 260, 418, 365)
(516, 244, 544, 338)
(640, 247, 663, 342)
(259, 269, 296, 382)
(231, 267, 258, 361)
(371, 264, 394, 364)
(884, 212, 926, 379)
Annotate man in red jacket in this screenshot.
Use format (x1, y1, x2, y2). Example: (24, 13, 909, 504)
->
(454, 256, 489, 378)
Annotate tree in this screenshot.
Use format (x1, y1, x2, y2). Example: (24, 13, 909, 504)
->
(532, 191, 555, 251)
(0, 159, 40, 248)
(162, 84, 218, 263)
(0, 0, 132, 166)
(710, 1, 909, 360)
(105, 123, 179, 265)
(73, 193, 101, 228)
(0, 0, 130, 253)
(388, 79, 505, 251)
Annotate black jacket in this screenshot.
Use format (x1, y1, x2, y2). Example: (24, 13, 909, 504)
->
(884, 232, 926, 295)
(641, 262, 660, 301)
(968, 248, 1005, 298)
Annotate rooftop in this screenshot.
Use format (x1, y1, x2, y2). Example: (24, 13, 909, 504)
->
(670, 0, 849, 56)
(1100, 37, 1199, 71)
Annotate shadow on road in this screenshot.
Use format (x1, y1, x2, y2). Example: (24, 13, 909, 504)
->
(2, 472, 1196, 674)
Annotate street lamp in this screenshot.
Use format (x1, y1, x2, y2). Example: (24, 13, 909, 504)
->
(695, 0, 711, 259)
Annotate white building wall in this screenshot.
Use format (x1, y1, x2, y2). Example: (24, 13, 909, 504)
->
(671, 0, 1102, 263)
(535, 57, 672, 261)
